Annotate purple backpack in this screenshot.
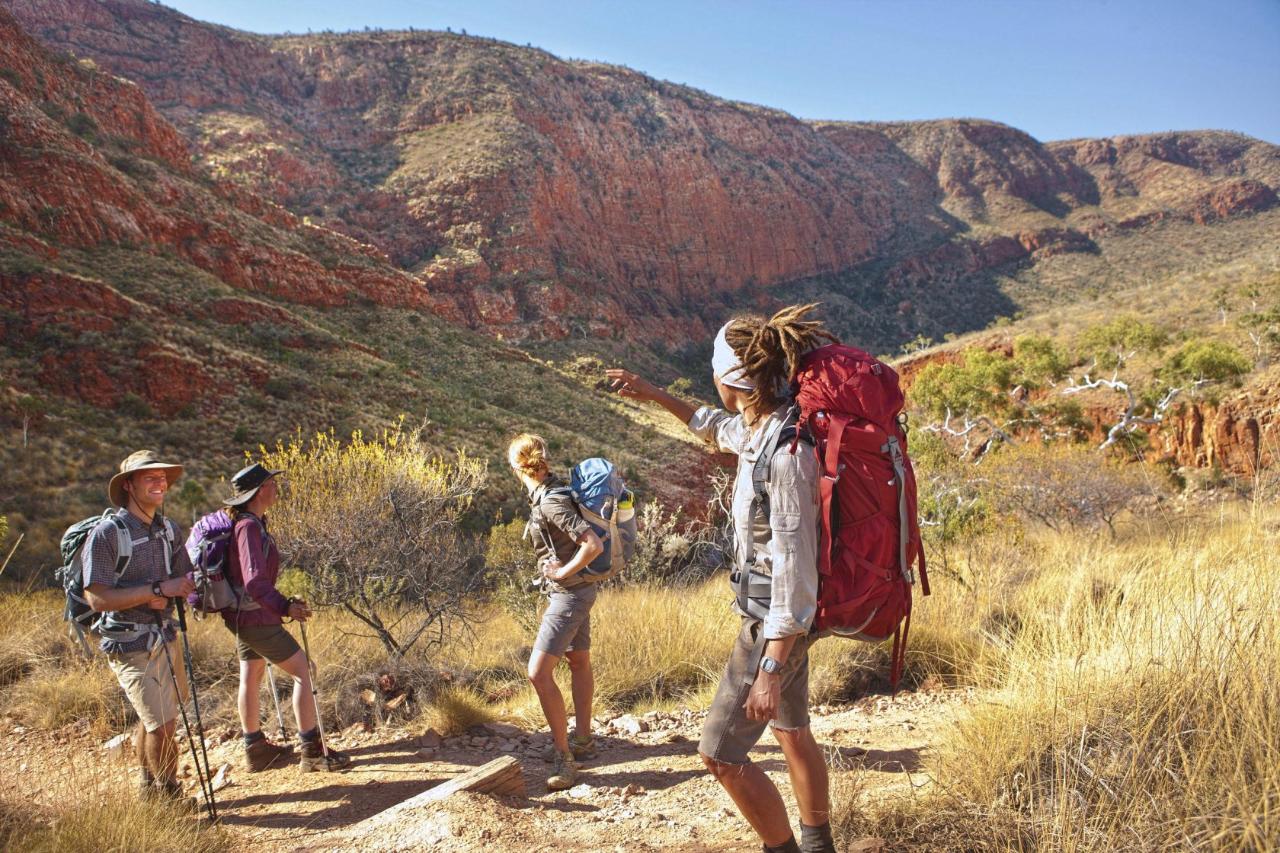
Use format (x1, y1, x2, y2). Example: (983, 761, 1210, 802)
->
(184, 511, 237, 613)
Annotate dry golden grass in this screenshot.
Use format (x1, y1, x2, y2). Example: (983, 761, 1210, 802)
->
(833, 504, 1280, 851)
(421, 685, 497, 737)
(0, 764, 232, 853)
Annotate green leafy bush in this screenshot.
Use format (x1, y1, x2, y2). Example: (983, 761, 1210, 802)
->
(1079, 316, 1169, 368)
(1163, 340, 1252, 383)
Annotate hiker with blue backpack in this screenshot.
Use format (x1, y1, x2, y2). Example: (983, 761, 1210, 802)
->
(608, 303, 926, 853)
(73, 450, 198, 804)
(189, 462, 351, 773)
(507, 433, 636, 792)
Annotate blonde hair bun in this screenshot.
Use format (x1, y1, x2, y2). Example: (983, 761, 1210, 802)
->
(507, 433, 549, 476)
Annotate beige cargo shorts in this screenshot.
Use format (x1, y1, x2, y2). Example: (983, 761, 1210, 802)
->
(108, 640, 188, 732)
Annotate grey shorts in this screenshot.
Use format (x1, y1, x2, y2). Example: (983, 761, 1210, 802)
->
(698, 617, 812, 765)
(533, 584, 597, 657)
(235, 624, 302, 664)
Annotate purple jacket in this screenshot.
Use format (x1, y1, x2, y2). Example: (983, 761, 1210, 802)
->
(222, 513, 291, 628)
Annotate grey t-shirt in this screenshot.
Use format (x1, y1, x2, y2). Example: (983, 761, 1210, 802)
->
(81, 508, 192, 653)
(526, 474, 592, 590)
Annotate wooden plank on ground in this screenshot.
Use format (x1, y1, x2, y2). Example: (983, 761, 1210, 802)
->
(364, 756, 526, 827)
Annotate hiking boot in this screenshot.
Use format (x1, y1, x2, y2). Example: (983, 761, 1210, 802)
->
(568, 733, 597, 760)
(299, 739, 351, 772)
(244, 736, 293, 772)
(154, 778, 198, 813)
(546, 750, 578, 791)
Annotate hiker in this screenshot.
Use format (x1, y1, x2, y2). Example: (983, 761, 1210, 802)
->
(81, 450, 197, 802)
(221, 463, 350, 772)
(508, 433, 605, 792)
(607, 305, 838, 853)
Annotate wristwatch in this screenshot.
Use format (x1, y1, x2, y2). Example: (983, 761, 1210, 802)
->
(760, 656, 782, 675)
(151, 581, 164, 598)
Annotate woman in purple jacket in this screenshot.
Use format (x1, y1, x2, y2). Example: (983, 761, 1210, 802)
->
(222, 463, 350, 773)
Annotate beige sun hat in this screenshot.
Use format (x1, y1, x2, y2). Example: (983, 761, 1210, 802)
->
(107, 449, 184, 507)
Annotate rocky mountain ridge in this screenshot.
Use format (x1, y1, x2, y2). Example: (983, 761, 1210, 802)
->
(7, 0, 1278, 347)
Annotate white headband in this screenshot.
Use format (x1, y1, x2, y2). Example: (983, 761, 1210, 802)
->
(712, 323, 755, 390)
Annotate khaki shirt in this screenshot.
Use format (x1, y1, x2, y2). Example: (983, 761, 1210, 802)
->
(687, 404, 820, 639)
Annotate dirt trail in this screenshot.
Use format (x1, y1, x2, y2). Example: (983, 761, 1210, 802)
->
(1, 685, 973, 851)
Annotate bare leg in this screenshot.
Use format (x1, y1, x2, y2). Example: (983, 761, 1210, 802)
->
(564, 650, 593, 737)
(134, 720, 151, 783)
(238, 657, 266, 734)
(272, 648, 317, 733)
(145, 719, 180, 784)
(774, 725, 830, 827)
(528, 649, 569, 753)
(701, 753, 794, 847)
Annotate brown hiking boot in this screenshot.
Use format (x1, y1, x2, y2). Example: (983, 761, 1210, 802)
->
(546, 750, 578, 791)
(153, 778, 198, 813)
(299, 739, 351, 772)
(244, 736, 293, 772)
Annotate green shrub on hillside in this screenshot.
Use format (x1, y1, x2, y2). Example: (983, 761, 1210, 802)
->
(911, 349, 1017, 419)
(1078, 315, 1169, 368)
(1163, 340, 1252, 383)
(1011, 334, 1069, 387)
(259, 423, 488, 657)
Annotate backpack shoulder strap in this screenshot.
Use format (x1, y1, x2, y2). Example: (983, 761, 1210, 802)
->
(750, 406, 810, 524)
(107, 513, 132, 579)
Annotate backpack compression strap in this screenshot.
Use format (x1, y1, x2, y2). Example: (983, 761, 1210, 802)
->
(737, 408, 806, 625)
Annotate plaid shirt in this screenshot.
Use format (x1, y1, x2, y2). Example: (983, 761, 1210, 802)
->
(81, 508, 192, 654)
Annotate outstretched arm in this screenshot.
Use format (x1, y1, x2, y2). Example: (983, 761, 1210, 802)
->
(606, 368, 696, 424)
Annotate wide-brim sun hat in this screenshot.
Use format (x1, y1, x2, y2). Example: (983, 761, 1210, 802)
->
(108, 450, 184, 507)
(224, 462, 285, 507)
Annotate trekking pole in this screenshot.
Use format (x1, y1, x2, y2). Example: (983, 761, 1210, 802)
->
(170, 596, 218, 821)
(153, 613, 217, 820)
(264, 663, 288, 741)
(296, 620, 331, 758)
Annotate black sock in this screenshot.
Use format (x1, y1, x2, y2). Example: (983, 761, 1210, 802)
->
(299, 727, 320, 743)
(763, 837, 801, 853)
(799, 822, 835, 853)
(243, 729, 265, 746)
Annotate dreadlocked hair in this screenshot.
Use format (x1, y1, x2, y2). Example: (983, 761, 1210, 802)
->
(723, 303, 836, 414)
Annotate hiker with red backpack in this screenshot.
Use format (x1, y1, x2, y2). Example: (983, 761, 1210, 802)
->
(607, 304, 926, 853)
(202, 463, 350, 773)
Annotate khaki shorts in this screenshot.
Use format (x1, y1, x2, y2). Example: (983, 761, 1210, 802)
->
(698, 618, 812, 765)
(533, 584, 597, 657)
(108, 641, 189, 733)
(235, 624, 302, 664)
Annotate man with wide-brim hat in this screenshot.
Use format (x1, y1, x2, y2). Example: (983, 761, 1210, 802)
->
(83, 450, 197, 802)
(220, 462, 351, 773)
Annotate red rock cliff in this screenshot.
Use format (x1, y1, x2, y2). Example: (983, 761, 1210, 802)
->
(10, 0, 1277, 345)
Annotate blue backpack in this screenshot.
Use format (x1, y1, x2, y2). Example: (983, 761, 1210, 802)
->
(533, 458, 637, 583)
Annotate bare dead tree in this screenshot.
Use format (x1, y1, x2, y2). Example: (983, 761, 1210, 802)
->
(1062, 364, 1182, 451)
(921, 407, 1017, 462)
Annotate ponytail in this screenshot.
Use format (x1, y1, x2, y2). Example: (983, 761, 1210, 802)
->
(723, 303, 835, 413)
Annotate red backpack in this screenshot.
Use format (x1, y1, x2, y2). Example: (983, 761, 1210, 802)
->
(740, 343, 929, 689)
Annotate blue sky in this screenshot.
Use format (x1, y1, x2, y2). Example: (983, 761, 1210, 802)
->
(164, 0, 1279, 143)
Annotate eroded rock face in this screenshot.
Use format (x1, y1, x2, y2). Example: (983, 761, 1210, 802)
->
(1161, 381, 1280, 475)
(0, 7, 447, 416)
(9, 0, 1277, 343)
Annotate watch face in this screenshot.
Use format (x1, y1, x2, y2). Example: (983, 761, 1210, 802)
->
(761, 656, 780, 674)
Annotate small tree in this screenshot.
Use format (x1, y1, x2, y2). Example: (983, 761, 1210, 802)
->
(260, 423, 487, 658)
(1163, 340, 1252, 384)
(986, 444, 1155, 538)
(1078, 316, 1169, 369)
